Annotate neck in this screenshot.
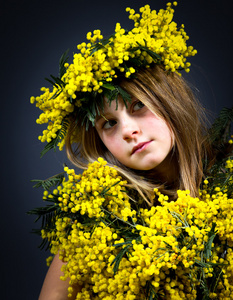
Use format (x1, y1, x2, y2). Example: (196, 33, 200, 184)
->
(142, 151, 179, 187)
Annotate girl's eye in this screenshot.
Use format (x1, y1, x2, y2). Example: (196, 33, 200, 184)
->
(103, 119, 117, 129)
(133, 101, 145, 111)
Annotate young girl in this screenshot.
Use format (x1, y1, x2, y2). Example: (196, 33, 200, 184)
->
(31, 2, 233, 300)
(66, 65, 207, 200)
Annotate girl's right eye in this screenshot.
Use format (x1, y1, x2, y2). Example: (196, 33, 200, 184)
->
(133, 101, 145, 112)
(103, 119, 117, 129)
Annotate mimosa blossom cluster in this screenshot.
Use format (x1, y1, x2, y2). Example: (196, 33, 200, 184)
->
(30, 2, 197, 150)
(40, 157, 233, 299)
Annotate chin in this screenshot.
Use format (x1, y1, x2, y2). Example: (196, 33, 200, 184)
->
(131, 162, 160, 171)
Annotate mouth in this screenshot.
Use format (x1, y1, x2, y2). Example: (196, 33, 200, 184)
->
(131, 141, 152, 155)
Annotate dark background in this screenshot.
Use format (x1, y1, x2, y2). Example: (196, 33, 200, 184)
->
(1, 0, 232, 299)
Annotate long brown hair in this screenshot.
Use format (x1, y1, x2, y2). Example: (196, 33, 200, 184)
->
(66, 65, 209, 205)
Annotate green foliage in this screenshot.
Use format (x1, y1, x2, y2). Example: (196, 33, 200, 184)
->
(28, 201, 61, 250)
(59, 49, 69, 78)
(103, 84, 132, 109)
(28, 172, 67, 249)
(40, 118, 70, 157)
(130, 41, 162, 64)
(76, 84, 132, 130)
(203, 106, 233, 196)
(209, 106, 233, 145)
(145, 281, 161, 300)
(45, 49, 69, 89)
(31, 171, 65, 191)
(44, 49, 69, 100)
(111, 243, 132, 275)
(203, 222, 217, 260)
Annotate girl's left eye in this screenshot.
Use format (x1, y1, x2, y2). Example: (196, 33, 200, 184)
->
(133, 101, 145, 111)
(103, 119, 117, 129)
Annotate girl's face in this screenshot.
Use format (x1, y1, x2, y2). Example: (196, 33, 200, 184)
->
(95, 97, 174, 171)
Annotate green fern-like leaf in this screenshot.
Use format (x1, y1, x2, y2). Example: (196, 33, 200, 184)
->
(31, 171, 65, 191)
(111, 243, 131, 274)
(204, 222, 217, 260)
(203, 106, 233, 196)
(89, 34, 116, 56)
(145, 281, 160, 300)
(59, 49, 69, 79)
(28, 204, 58, 221)
(209, 106, 233, 144)
(40, 118, 70, 157)
(44, 49, 69, 99)
(102, 84, 132, 109)
(28, 197, 63, 250)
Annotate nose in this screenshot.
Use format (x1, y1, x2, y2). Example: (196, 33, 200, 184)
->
(121, 116, 140, 140)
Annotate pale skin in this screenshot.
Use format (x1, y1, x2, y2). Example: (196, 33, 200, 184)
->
(38, 253, 81, 300)
(38, 97, 175, 299)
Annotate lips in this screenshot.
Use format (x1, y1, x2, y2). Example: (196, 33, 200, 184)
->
(131, 141, 152, 155)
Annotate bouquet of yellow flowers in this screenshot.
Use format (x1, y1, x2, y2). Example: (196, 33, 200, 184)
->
(29, 145, 233, 299)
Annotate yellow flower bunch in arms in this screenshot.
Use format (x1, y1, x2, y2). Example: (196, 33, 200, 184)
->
(31, 157, 233, 299)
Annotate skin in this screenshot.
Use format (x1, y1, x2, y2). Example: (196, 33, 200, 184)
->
(38, 253, 81, 300)
(95, 97, 174, 174)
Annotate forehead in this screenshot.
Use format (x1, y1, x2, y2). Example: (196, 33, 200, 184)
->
(101, 96, 130, 113)
(95, 96, 129, 125)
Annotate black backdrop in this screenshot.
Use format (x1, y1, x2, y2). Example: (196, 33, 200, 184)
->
(1, 0, 232, 299)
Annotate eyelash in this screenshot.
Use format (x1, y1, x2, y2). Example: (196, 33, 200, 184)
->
(102, 119, 117, 129)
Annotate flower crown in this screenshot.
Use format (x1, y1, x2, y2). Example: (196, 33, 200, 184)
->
(30, 2, 197, 156)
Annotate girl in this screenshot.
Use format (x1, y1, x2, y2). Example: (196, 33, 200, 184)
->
(39, 67, 208, 299)
(31, 2, 232, 300)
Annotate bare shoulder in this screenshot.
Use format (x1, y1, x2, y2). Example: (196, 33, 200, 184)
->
(38, 253, 81, 300)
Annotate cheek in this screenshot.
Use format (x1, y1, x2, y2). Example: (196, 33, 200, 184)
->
(149, 117, 174, 146)
(146, 116, 168, 133)
(101, 135, 119, 153)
